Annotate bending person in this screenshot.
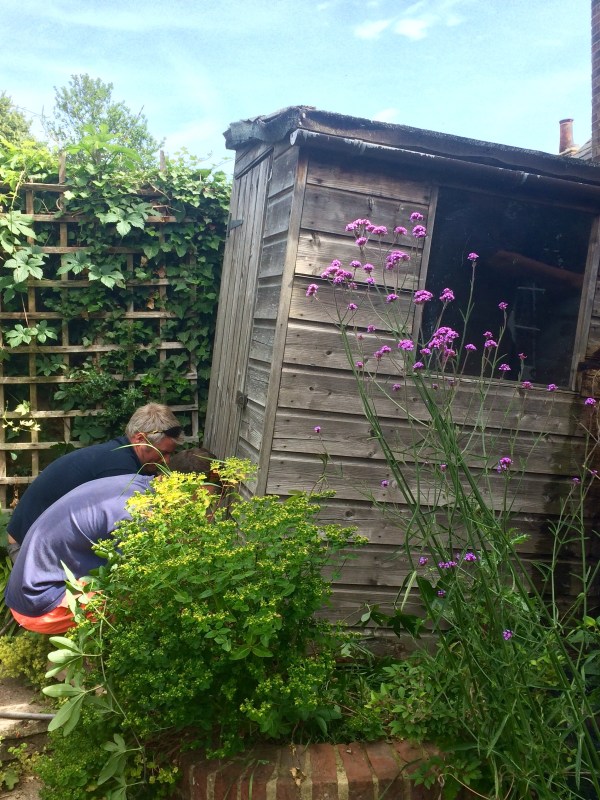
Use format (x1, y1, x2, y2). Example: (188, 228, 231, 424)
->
(7, 403, 183, 548)
(5, 448, 219, 635)
(5, 473, 154, 634)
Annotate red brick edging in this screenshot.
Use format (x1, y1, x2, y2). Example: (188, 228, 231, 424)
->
(175, 740, 460, 799)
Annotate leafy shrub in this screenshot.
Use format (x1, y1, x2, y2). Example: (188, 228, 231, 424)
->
(0, 632, 51, 689)
(41, 464, 365, 798)
(0, 741, 39, 793)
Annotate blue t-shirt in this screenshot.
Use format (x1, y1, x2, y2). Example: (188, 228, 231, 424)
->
(8, 437, 143, 544)
(5, 474, 153, 617)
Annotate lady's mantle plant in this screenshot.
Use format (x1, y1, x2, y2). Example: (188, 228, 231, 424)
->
(38, 461, 365, 800)
(308, 216, 600, 799)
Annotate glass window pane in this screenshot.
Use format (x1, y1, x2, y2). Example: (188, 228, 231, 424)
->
(423, 188, 594, 386)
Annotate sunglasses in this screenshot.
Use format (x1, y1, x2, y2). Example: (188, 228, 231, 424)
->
(145, 426, 183, 439)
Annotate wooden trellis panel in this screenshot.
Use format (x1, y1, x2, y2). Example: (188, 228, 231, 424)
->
(0, 181, 200, 511)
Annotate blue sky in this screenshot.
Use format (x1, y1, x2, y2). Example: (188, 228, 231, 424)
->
(3, 0, 593, 172)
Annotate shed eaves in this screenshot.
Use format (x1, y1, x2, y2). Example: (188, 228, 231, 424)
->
(225, 106, 600, 186)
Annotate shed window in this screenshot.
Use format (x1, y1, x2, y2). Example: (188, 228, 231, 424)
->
(422, 188, 594, 387)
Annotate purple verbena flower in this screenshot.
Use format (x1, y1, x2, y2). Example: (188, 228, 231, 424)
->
(413, 289, 434, 304)
(386, 251, 410, 269)
(386, 293, 399, 303)
(374, 345, 391, 360)
(347, 303, 358, 311)
(313, 426, 321, 434)
(521, 380, 533, 390)
(367, 325, 376, 333)
(484, 339, 498, 349)
(413, 361, 424, 370)
(499, 363, 511, 372)
(463, 552, 477, 562)
(572, 477, 581, 484)
(585, 397, 597, 406)
(437, 589, 446, 597)
(465, 343, 477, 351)
(366, 276, 375, 285)
(503, 630, 514, 640)
(394, 225, 408, 236)
(547, 383, 558, 392)
(392, 383, 402, 392)
(496, 456, 512, 473)
(346, 218, 371, 232)
(398, 339, 414, 351)
(363, 263, 374, 273)
(439, 287, 455, 303)
(355, 361, 364, 369)
(306, 284, 319, 297)
(467, 252, 479, 262)
(418, 556, 428, 566)
(440, 463, 447, 472)
(412, 225, 427, 238)
(381, 479, 389, 487)
(355, 236, 368, 247)
(420, 347, 432, 356)
(498, 301, 508, 310)
(518, 352, 527, 360)
(410, 212, 424, 221)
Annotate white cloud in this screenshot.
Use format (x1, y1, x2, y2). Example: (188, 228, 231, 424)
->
(373, 108, 400, 123)
(393, 17, 431, 40)
(354, 0, 469, 42)
(354, 18, 392, 40)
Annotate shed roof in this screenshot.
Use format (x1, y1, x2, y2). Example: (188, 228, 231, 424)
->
(225, 106, 600, 188)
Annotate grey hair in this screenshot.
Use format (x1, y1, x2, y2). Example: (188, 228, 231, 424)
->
(125, 403, 184, 445)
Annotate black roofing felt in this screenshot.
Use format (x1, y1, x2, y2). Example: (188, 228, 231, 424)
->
(225, 106, 600, 186)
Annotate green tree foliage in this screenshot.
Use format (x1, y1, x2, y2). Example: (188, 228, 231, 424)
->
(0, 92, 32, 145)
(42, 75, 162, 167)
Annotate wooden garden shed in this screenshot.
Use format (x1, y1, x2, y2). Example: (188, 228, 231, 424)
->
(205, 106, 600, 621)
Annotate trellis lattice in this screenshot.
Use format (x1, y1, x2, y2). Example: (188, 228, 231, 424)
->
(0, 179, 204, 511)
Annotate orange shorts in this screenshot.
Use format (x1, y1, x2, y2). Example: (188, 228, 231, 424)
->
(10, 588, 97, 635)
(10, 593, 75, 634)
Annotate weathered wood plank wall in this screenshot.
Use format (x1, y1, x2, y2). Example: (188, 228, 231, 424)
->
(206, 128, 600, 626)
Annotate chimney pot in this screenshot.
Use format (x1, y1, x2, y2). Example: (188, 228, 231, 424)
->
(559, 118, 575, 154)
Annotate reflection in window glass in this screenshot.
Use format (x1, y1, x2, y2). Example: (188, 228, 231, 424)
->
(423, 188, 594, 387)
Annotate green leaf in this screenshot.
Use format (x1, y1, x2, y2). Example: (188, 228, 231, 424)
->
(2, 766, 20, 790)
(48, 635, 81, 651)
(116, 220, 131, 236)
(230, 646, 252, 660)
(47, 693, 85, 734)
(46, 649, 79, 664)
(251, 645, 273, 657)
(43, 683, 85, 698)
(97, 753, 126, 785)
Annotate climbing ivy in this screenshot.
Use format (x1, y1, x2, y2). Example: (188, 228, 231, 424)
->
(0, 129, 230, 446)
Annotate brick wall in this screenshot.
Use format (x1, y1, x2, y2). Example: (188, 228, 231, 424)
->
(175, 741, 474, 799)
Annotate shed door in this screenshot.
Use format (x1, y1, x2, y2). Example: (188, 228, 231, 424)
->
(204, 147, 273, 459)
